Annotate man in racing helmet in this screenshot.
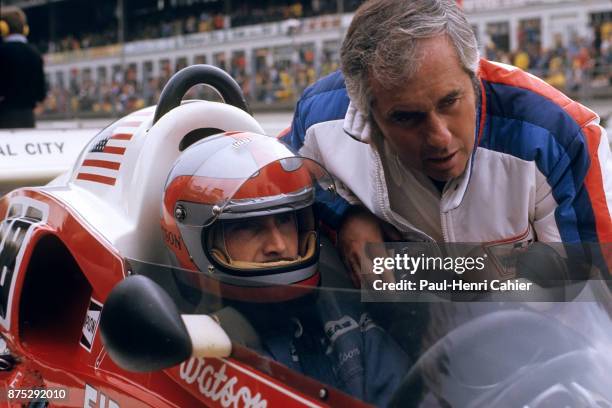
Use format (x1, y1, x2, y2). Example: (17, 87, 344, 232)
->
(161, 131, 410, 407)
(161, 130, 323, 302)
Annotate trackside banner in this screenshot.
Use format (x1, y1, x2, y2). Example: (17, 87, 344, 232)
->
(0, 129, 97, 185)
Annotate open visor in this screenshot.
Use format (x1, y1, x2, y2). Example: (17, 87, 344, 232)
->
(173, 154, 335, 228)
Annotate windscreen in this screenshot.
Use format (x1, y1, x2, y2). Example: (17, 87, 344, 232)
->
(126, 241, 612, 407)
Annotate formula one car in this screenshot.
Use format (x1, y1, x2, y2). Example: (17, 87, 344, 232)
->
(0, 65, 611, 408)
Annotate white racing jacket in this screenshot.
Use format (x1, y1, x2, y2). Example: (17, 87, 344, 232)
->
(283, 60, 612, 246)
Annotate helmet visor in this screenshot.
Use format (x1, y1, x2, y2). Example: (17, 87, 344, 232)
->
(174, 154, 335, 227)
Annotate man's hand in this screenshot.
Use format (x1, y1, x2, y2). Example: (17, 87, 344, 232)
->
(338, 206, 401, 288)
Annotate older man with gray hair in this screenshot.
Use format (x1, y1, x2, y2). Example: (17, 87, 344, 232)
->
(281, 0, 612, 283)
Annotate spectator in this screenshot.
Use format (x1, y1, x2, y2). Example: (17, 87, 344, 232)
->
(545, 55, 566, 89)
(37, 8, 612, 118)
(0, 6, 47, 128)
(513, 48, 530, 70)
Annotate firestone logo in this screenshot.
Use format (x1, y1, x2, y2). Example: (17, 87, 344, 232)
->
(179, 357, 268, 408)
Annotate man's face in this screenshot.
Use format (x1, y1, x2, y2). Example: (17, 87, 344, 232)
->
(370, 35, 477, 181)
(223, 213, 299, 263)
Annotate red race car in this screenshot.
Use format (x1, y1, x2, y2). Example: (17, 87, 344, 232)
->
(0, 65, 611, 408)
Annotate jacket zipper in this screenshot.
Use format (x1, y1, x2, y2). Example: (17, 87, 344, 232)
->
(372, 148, 436, 243)
(440, 211, 449, 243)
(440, 182, 452, 243)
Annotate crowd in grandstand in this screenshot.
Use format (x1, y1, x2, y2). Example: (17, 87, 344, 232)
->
(39, 48, 339, 117)
(20, 0, 609, 118)
(486, 27, 612, 94)
(38, 29, 611, 118)
(38, 1, 350, 54)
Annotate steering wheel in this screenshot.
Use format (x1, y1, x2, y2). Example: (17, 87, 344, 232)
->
(389, 309, 591, 407)
(153, 64, 250, 125)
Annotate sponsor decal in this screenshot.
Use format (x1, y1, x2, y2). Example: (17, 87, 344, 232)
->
(0, 198, 48, 330)
(324, 315, 359, 343)
(76, 114, 150, 187)
(84, 384, 119, 408)
(338, 347, 360, 366)
(359, 313, 377, 332)
(8, 371, 23, 388)
(174, 357, 325, 407)
(161, 226, 182, 251)
(179, 357, 267, 408)
(231, 137, 252, 149)
(80, 298, 103, 352)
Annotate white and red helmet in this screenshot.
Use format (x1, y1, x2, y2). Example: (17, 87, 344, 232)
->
(161, 131, 335, 303)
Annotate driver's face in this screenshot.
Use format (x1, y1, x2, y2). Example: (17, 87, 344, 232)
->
(223, 213, 299, 263)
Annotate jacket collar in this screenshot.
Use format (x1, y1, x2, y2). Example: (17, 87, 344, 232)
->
(5, 34, 27, 43)
(342, 102, 374, 144)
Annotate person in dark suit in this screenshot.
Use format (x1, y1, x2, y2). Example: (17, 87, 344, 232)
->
(0, 6, 47, 128)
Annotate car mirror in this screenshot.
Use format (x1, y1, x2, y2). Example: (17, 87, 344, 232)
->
(99, 274, 231, 372)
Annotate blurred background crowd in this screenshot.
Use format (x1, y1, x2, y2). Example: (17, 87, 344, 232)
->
(39, 45, 339, 116)
(485, 26, 612, 96)
(40, 30, 611, 118)
(35, 1, 349, 54)
(3, 0, 610, 119)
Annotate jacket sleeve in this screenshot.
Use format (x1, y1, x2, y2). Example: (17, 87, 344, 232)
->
(281, 90, 354, 230)
(533, 120, 612, 243)
(533, 120, 612, 277)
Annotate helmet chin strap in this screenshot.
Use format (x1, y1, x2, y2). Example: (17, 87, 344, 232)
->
(211, 249, 302, 269)
(209, 230, 317, 270)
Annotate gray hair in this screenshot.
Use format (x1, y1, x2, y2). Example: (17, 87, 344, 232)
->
(340, 0, 480, 117)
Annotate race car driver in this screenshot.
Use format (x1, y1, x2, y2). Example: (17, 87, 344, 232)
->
(160, 131, 411, 407)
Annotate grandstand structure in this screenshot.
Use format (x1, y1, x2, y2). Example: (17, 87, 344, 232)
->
(6, 0, 611, 116)
(465, 0, 611, 52)
(43, 11, 348, 92)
